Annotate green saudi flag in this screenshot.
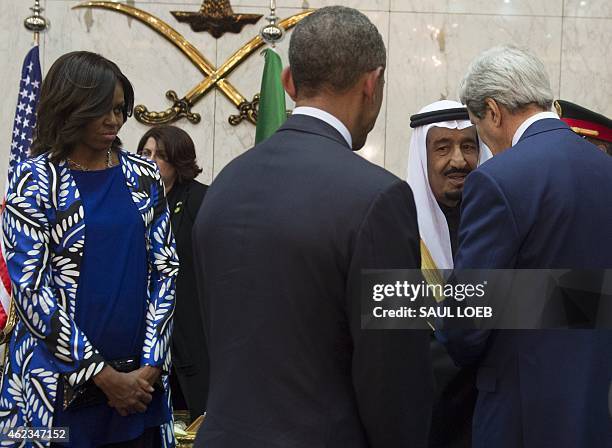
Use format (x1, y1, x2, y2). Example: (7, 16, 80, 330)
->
(255, 48, 287, 144)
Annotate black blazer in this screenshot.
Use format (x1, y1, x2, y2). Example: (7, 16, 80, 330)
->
(167, 180, 209, 402)
(193, 114, 433, 448)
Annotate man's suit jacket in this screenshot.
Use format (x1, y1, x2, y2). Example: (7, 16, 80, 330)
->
(443, 118, 612, 448)
(192, 114, 433, 448)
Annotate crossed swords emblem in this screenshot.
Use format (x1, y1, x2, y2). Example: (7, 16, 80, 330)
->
(73, 2, 312, 126)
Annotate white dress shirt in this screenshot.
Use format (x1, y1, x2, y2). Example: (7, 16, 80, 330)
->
(512, 111, 560, 146)
(292, 106, 353, 148)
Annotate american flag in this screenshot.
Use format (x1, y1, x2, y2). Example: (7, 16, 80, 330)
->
(0, 45, 42, 330)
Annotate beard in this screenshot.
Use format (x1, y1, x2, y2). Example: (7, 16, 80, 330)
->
(444, 189, 463, 203)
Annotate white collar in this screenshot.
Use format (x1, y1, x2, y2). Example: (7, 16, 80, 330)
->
(512, 111, 560, 146)
(292, 106, 353, 148)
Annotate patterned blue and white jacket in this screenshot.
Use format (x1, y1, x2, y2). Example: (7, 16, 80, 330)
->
(0, 149, 179, 447)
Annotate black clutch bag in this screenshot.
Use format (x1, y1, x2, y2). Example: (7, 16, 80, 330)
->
(62, 358, 162, 411)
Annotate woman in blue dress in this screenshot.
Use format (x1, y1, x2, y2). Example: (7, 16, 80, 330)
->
(0, 51, 178, 447)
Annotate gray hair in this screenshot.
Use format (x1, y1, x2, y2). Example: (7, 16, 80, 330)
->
(458, 45, 554, 118)
(289, 6, 386, 95)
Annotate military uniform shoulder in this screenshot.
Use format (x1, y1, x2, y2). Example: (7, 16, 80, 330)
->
(555, 99, 612, 141)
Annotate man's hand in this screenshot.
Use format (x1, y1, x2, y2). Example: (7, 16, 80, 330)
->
(94, 366, 153, 416)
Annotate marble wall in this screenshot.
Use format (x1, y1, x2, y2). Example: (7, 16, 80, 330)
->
(1, 0, 611, 188)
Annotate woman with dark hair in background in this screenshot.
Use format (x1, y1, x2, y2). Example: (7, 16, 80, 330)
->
(0, 51, 178, 447)
(138, 126, 209, 423)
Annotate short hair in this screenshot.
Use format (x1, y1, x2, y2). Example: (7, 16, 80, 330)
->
(30, 51, 134, 161)
(458, 45, 554, 118)
(289, 6, 386, 96)
(137, 125, 202, 183)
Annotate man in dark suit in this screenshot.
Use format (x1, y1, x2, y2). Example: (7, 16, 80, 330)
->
(192, 6, 433, 448)
(407, 101, 489, 448)
(441, 45, 612, 447)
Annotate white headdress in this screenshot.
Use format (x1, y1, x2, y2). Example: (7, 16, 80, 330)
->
(407, 100, 492, 269)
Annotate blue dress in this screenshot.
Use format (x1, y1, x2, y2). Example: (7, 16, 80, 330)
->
(54, 165, 168, 446)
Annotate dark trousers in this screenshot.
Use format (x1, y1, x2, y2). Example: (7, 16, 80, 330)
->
(171, 365, 208, 422)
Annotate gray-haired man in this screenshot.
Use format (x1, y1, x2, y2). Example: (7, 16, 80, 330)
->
(193, 6, 433, 448)
(440, 45, 612, 448)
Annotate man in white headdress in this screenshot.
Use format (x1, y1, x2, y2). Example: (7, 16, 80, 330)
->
(407, 99, 491, 448)
(408, 100, 491, 270)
